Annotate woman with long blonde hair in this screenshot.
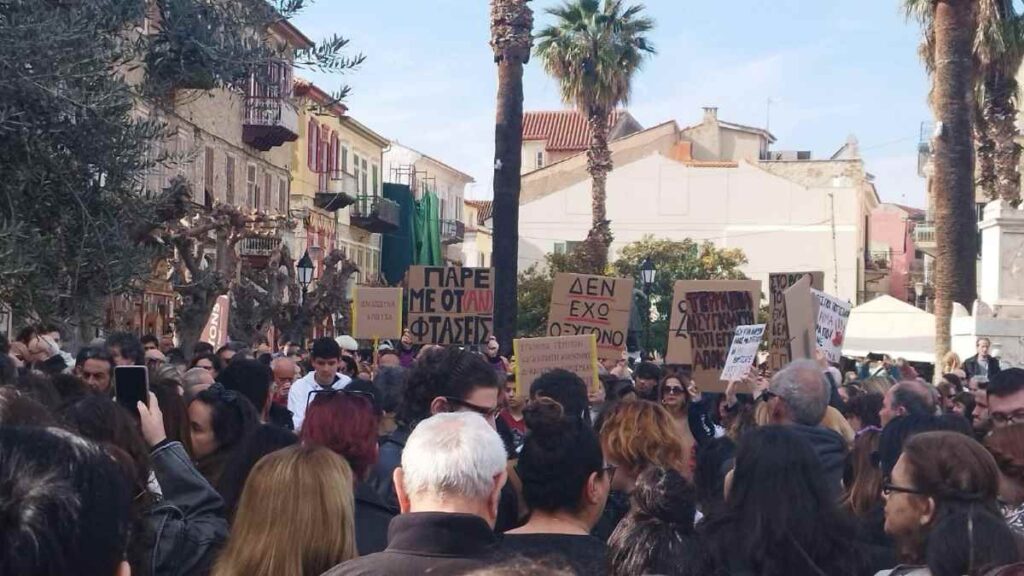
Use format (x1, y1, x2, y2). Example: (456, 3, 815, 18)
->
(212, 444, 357, 576)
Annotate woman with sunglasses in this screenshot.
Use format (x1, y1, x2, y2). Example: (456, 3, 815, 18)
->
(657, 374, 702, 478)
(301, 388, 395, 555)
(502, 398, 612, 575)
(880, 431, 1019, 575)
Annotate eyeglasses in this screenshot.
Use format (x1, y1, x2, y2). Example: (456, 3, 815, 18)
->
(443, 396, 502, 420)
(602, 463, 618, 483)
(990, 411, 1024, 426)
(306, 387, 376, 409)
(882, 481, 927, 497)
(662, 386, 686, 396)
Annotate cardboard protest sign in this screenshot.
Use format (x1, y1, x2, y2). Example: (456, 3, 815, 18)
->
(200, 295, 230, 349)
(547, 273, 633, 358)
(783, 275, 818, 362)
(720, 324, 767, 383)
(407, 266, 493, 345)
(513, 334, 599, 399)
(351, 287, 403, 340)
(811, 289, 852, 363)
(767, 272, 824, 370)
(666, 280, 760, 392)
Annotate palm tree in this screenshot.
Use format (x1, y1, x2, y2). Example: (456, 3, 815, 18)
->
(535, 0, 655, 274)
(490, 0, 533, 353)
(906, 0, 978, 365)
(975, 1, 1024, 203)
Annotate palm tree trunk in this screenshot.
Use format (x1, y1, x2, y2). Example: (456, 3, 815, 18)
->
(987, 71, 1022, 203)
(490, 0, 532, 354)
(931, 0, 978, 365)
(583, 110, 613, 274)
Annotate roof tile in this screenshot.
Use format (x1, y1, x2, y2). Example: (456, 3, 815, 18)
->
(523, 110, 625, 151)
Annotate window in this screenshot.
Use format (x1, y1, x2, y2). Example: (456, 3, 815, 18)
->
(353, 153, 363, 193)
(307, 120, 317, 169)
(225, 155, 236, 205)
(372, 163, 379, 196)
(204, 147, 215, 203)
(536, 151, 544, 169)
(341, 143, 350, 174)
(278, 178, 288, 214)
(361, 158, 368, 194)
(263, 173, 272, 212)
(554, 241, 581, 255)
(247, 164, 257, 209)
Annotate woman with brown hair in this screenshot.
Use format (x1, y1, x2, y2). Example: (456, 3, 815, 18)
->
(593, 399, 687, 541)
(656, 374, 698, 472)
(212, 444, 357, 576)
(984, 423, 1024, 536)
(880, 431, 1019, 575)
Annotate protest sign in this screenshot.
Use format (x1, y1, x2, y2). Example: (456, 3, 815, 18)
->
(407, 266, 493, 345)
(783, 275, 818, 361)
(720, 324, 767, 383)
(351, 287, 403, 340)
(513, 334, 599, 399)
(200, 294, 230, 349)
(666, 280, 760, 392)
(767, 272, 824, 370)
(547, 273, 633, 358)
(811, 289, 851, 363)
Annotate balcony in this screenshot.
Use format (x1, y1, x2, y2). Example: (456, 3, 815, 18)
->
(441, 219, 465, 245)
(242, 62, 299, 151)
(865, 249, 891, 283)
(913, 220, 937, 256)
(315, 171, 358, 212)
(239, 235, 282, 268)
(350, 194, 400, 233)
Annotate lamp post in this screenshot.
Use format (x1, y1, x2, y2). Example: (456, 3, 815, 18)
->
(914, 281, 925, 310)
(639, 257, 657, 359)
(296, 249, 315, 345)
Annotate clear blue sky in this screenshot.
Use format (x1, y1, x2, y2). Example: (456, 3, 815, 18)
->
(293, 0, 931, 207)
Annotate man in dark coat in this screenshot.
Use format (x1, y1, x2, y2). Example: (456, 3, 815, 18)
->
(964, 337, 1002, 382)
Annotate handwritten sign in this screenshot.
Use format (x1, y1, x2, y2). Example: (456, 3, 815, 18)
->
(783, 275, 818, 361)
(407, 266, 493, 345)
(666, 280, 760, 393)
(767, 272, 824, 370)
(200, 294, 230, 349)
(721, 324, 767, 383)
(811, 289, 851, 363)
(513, 335, 599, 399)
(352, 287, 403, 340)
(547, 273, 633, 358)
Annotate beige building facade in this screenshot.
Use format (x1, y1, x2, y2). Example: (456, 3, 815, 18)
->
(518, 107, 881, 304)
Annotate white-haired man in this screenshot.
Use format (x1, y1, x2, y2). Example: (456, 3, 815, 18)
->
(323, 412, 507, 575)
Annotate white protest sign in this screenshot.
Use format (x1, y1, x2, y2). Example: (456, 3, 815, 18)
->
(811, 289, 851, 363)
(720, 324, 766, 382)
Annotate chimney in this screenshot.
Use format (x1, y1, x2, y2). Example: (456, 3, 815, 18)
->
(703, 106, 719, 123)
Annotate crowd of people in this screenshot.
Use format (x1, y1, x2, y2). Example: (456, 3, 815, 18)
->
(3, 327, 1024, 576)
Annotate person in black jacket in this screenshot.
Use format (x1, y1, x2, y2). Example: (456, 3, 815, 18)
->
(301, 389, 396, 555)
(63, 393, 229, 576)
(323, 412, 508, 576)
(764, 359, 848, 496)
(965, 337, 1002, 381)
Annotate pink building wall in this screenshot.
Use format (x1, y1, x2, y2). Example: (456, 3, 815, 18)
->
(868, 205, 921, 303)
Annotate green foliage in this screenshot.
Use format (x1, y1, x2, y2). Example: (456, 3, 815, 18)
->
(0, 0, 181, 328)
(144, 0, 365, 101)
(535, 0, 655, 114)
(517, 236, 748, 352)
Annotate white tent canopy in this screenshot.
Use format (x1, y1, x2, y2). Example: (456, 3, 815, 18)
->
(843, 295, 936, 363)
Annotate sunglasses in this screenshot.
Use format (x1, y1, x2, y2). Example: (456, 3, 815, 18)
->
(443, 396, 502, 420)
(662, 386, 686, 396)
(306, 387, 376, 409)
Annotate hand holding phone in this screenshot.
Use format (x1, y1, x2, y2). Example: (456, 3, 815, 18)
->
(114, 365, 149, 419)
(137, 391, 166, 448)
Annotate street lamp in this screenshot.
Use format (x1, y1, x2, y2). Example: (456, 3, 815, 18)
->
(296, 249, 315, 347)
(639, 257, 657, 359)
(914, 281, 926, 310)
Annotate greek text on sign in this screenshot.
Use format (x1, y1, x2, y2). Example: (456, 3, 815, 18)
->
(513, 335, 599, 399)
(767, 272, 824, 370)
(352, 287, 404, 340)
(547, 273, 634, 357)
(407, 266, 493, 345)
(721, 324, 767, 383)
(811, 288, 851, 363)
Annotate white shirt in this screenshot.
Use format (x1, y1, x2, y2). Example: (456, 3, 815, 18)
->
(288, 370, 351, 431)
